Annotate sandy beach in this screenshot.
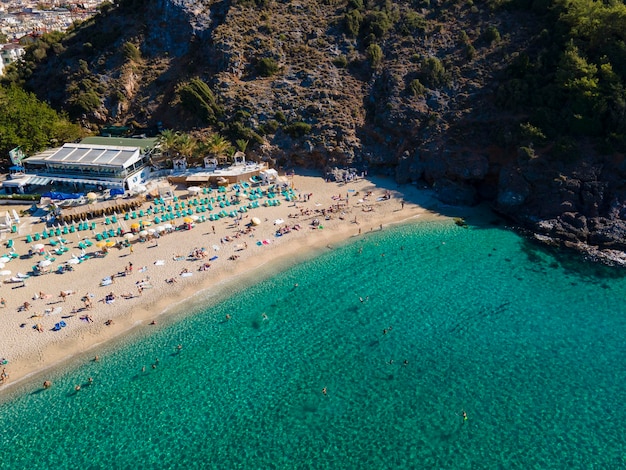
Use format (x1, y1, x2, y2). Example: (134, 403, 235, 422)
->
(0, 171, 448, 391)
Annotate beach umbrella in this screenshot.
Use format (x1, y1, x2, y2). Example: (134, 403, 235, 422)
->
(141, 221, 152, 227)
(183, 217, 193, 223)
(147, 228, 157, 234)
(67, 258, 80, 265)
(139, 230, 149, 237)
(130, 223, 140, 230)
(106, 240, 116, 247)
(156, 225, 166, 232)
(0, 270, 11, 276)
(96, 241, 107, 248)
(0, 256, 10, 263)
(124, 233, 135, 239)
(33, 243, 45, 250)
(191, 215, 199, 221)
(86, 192, 98, 202)
(163, 223, 173, 230)
(251, 217, 261, 226)
(39, 259, 52, 267)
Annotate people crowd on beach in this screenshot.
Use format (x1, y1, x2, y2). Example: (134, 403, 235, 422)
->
(0, 174, 412, 391)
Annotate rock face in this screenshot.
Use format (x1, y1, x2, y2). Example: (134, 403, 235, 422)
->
(21, 0, 626, 265)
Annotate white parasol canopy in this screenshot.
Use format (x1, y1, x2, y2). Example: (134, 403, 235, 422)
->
(251, 217, 261, 226)
(124, 233, 135, 239)
(156, 225, 166, 232)
(0, 256, 10, 263)
(139, 230, 149, 237)
(39, 259, 52, 267)
(33, 243, 45, 250)
(0, 270, 11, 276)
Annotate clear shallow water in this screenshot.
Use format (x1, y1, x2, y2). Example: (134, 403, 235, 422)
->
(1, 217, 625, 469)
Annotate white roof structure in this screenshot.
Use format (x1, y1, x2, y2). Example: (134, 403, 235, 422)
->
(25, 143, 141, 169)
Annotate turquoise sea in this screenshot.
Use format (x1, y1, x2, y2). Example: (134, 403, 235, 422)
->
(1, 214, 625, 469)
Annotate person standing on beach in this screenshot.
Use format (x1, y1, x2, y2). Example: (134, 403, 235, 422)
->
(0, 298, 5, 308)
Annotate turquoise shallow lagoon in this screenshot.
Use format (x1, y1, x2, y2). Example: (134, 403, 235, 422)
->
(1, 216, 625, 469)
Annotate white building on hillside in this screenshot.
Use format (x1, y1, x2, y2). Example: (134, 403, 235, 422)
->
(0, 42, 25, 75)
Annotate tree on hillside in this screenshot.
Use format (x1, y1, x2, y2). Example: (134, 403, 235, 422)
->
(0, 83, 83, 164)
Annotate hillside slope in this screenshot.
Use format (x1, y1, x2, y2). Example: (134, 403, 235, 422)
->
(16, 0, 626, 265)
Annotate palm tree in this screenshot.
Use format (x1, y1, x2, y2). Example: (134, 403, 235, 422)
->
(235, 139, 249, 154)
(206, 133, 232, 164)
(155, 129, 179, 161)
(176, 133, 198, 163)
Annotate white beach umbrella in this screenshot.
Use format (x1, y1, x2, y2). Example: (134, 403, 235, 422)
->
(163, 223, 173, 230)
(139, 230, 149, 237)
(67, 258, 80, 265)
(124, 233, 135, 240)
(147, 228, 157, 234)
(39, 259, 52, 267)
(251, 217, 261, 226)
(0, 256, 10, 263)
(191, 215, 199, 221)
(156, 225, 166, 232)
(33, 243, 45, 250)
(0, 270, 11, 276)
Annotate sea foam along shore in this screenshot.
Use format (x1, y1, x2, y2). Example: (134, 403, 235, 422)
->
(0, 171, 448, 392)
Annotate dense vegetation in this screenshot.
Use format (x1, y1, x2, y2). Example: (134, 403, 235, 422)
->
(0, 84, 83, 164)
(497, 0, 626, 152)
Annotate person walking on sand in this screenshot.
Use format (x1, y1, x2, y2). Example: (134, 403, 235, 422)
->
(0, 298, 5, 308)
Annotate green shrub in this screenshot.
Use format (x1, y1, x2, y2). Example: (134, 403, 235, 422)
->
(333, 55, 348, 68)
(362, 11, 393, 39)
(177, 78, 222, 125)
(284, 121, 312, 138)
(398, 11, 427, 36)
(69, 90, 101, 114)
(122, 41, 141, 62)
(274, 110, 287, 123)
(419, 57, 449, 88)
(366, 43, 383, 68)
(408, 78, 426, 96)
(256, 58, 280, 77)
(483, 25, 501, 44)
(344, 10, 363, 37)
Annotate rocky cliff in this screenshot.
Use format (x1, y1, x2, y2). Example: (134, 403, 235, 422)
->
(19, 0, 626, 265)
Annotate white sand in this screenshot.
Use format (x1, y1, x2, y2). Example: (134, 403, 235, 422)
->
(0, 172, 450, 391)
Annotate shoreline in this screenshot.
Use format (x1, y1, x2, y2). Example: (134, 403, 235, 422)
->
(0, 172, 451, 394)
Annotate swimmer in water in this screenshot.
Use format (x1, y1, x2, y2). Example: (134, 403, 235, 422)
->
(322, 387, 327, 396)
(262, 313, 268, 321)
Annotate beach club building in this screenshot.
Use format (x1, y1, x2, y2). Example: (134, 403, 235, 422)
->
(2, 137, 156, 194)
